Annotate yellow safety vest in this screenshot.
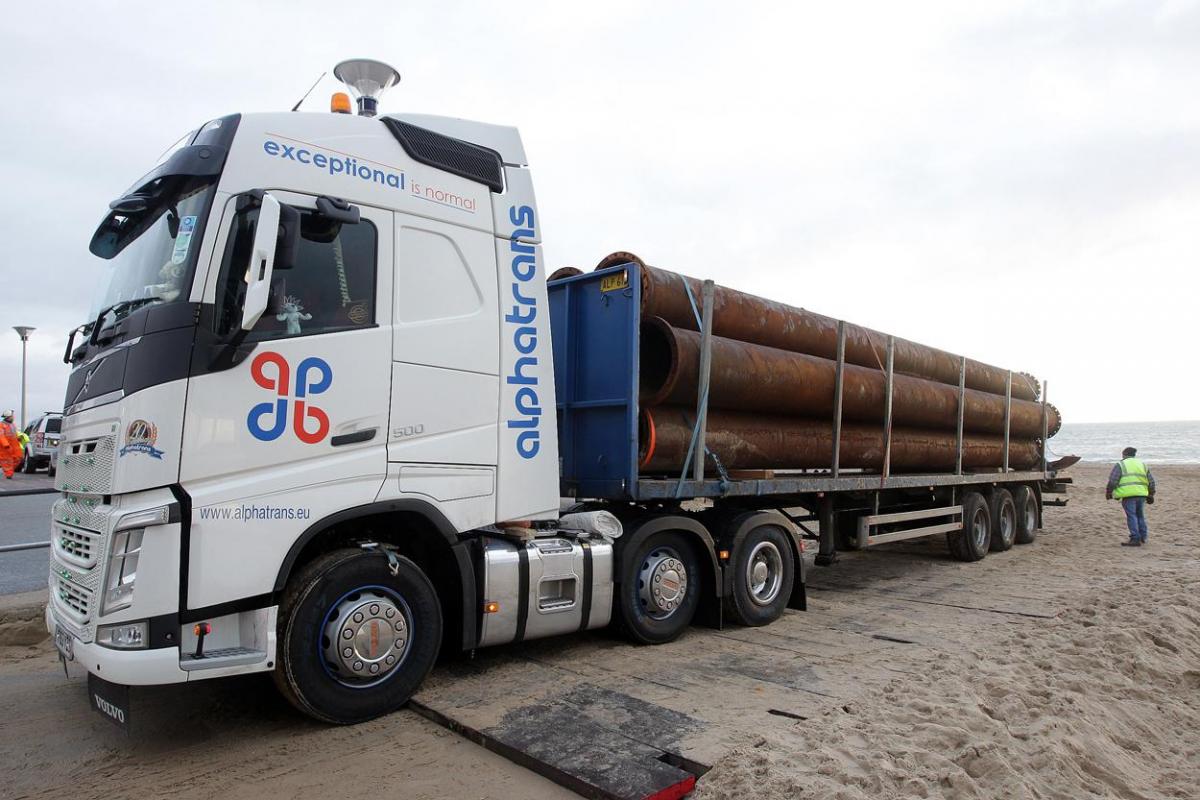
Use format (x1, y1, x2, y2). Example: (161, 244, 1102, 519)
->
(1112, 457, 1150, 499)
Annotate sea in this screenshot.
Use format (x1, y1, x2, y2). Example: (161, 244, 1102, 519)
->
(1050, 420, 1200, 465)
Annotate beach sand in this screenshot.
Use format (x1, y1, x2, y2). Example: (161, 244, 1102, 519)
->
(1, 463, 1195, 799)
(695, 463, 1200, 799)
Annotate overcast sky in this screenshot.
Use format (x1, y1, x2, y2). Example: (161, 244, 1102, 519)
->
(1, 0, 1197, 427)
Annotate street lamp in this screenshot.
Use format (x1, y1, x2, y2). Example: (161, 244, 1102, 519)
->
(13, 326, 34, 429)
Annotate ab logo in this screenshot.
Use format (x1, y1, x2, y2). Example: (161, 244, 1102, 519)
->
(247, 352, 333, 443)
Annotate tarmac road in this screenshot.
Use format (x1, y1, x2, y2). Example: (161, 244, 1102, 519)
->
(0, 493, 54, 595)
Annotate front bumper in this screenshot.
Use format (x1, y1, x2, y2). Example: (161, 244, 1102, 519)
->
(45, 604, 188, 686)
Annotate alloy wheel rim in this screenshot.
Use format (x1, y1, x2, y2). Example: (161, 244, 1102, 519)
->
(321, 586, 413, 689)
(745, 540, 784, 606)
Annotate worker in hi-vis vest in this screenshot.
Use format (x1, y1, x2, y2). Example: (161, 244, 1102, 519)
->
(1105, 446, 1156, 547)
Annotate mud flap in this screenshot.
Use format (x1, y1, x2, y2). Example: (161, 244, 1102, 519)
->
(88, 673, 130, 732)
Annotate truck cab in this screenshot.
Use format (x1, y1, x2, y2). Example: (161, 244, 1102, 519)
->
(46, 64, 620, 723)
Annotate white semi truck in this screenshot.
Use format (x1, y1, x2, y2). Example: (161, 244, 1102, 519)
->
(47, 60, 1066, 726)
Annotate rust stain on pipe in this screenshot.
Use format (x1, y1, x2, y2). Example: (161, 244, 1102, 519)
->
(598, 252, 1041, 402)
(640, 407, 1042, 473)
(547, 266, 584, 281)
(640, 318, 1061, 438)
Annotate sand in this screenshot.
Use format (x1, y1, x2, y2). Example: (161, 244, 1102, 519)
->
(1, 463, 1195, 799)
(695, 463, 1200, 799)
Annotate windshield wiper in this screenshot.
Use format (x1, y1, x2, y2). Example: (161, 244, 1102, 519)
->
(89, 296, 163, 346)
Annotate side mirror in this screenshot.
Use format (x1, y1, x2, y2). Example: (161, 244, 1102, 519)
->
(241, 193, 281, 331)
(275, 205, 301, 270)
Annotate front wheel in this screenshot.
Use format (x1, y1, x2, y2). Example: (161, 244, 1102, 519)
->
(273, 548, 442, 724)
(21, 449, 35, 474)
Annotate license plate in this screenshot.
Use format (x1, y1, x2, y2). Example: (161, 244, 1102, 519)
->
(53, 624, 74, 662)
(600, 270, 629, 293)
(88, 673, 131, 731)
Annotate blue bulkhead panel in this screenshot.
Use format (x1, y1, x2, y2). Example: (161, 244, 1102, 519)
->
(548, 264, 641, 500)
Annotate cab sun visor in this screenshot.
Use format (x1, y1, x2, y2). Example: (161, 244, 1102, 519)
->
(90, 144, 229, 259)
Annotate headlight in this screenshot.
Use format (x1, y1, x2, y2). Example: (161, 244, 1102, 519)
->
(102, 529, 143, 614)
(96, 620, 148, 650)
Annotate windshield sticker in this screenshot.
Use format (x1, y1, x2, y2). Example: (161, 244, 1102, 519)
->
(170, 215, 197, 265)
(119, 419, 165, 459)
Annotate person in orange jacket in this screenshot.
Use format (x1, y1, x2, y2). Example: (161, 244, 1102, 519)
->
(0, 410, 21, 479)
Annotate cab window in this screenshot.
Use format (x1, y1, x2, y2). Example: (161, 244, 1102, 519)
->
(216, 203, 377, 339)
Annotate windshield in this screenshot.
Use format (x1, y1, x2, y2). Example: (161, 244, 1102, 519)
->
(88, 175, 217, 319)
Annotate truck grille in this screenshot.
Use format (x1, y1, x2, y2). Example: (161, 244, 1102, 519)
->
(55, 435, 116, 495)
(53, 574, 93, 626)
(53, 495, 109, 532)
(52, 524, 100, 569)
(48, 494, 111, 643)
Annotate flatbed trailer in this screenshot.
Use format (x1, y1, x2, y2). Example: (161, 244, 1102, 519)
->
(550, 262, 1068, 563)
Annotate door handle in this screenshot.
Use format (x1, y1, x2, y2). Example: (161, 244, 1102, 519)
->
(330, 428, 377, 447)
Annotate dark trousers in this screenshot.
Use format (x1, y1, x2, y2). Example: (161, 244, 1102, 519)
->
(1121, 497, 1148, 543)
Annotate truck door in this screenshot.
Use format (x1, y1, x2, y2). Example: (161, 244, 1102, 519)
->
(179, 191, 393, 610)
(387, 215, 499, 465)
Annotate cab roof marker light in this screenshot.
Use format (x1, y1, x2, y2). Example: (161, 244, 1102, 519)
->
(331, 92, 352, 114)
(332, 58, 400, 118)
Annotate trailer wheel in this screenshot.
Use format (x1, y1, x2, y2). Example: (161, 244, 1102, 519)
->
(1012, 485, 1039, 544)
(725, 525, 794, 627)
(988, 489, 1017, 552)
(947, 492, 990, 562)
(273, 547, 442, 724)
(616, 531, 701, 644)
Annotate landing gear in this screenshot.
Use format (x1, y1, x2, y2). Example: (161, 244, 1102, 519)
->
(274, 548, 442, 724)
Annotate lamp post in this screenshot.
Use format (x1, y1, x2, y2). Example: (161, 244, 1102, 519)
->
(13, 326, 34, 429)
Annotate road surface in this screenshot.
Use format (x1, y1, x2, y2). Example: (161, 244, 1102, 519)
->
(0, 493, 54, 595)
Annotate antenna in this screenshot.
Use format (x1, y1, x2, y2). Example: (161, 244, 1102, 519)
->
(290, 72, 327, 112)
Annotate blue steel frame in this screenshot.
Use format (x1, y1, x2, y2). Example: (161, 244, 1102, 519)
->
(548, 263, 643, 500)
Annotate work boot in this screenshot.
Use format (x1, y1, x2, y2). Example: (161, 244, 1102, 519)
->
(1120, 540, 1142, 547)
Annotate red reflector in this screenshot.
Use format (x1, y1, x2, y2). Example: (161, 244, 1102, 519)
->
(642, 776, 696, 800)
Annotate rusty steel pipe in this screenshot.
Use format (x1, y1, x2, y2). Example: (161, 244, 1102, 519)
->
(547, 266, 584, 281)
(597, 252, 1040, 402)
(639, 407, 1042, 473)
(640, 318, 1061, 438)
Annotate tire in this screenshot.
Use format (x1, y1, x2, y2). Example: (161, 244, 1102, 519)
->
(21, 449, 35, 474)
(1012, 485, 1039, 544)
(947, 491, 990, 562)
(724, 525, 794, 627)
(988, 489, 1017, 552)
(273, 547, 442, 724)
(615, 531, 702, 644)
